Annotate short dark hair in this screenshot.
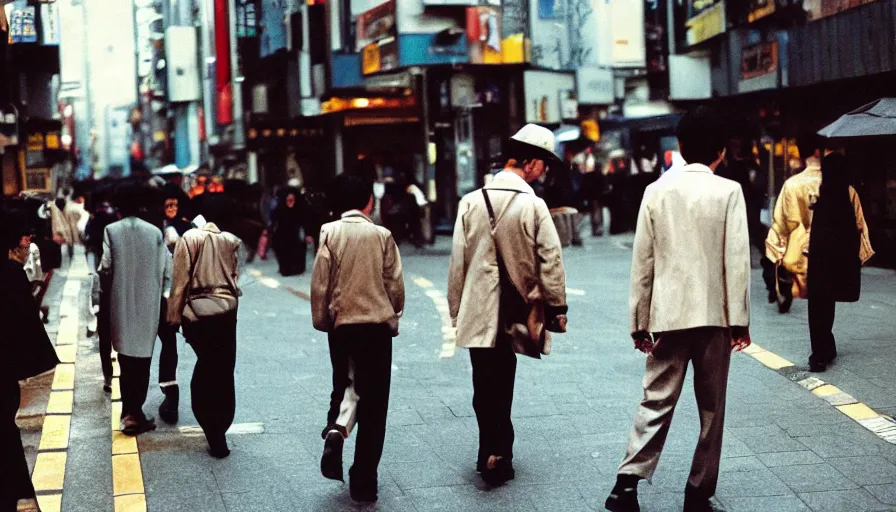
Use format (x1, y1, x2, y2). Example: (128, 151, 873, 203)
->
(331, 173, 373, 214)
(0, 210, 31, 251)
(676, 107, 729, 166)
(114, 185, 148, 218)
(797, 132, 823, 161)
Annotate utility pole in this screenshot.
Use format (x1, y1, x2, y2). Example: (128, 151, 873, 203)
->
(228, 0, 245, 149)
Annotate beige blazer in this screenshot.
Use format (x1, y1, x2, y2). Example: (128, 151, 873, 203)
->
(310, 212, 404, 333)
(448, 171, 567, 349)
(630, 164, 751, 335)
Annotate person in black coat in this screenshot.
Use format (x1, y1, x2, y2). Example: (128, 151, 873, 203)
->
(271, 187, 308, 276)
(806, 152, 865, 372)
(1, 212, 59, 512)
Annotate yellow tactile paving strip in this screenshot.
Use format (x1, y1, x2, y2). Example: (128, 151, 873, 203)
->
(110, 354, 148, 512)
(744, 342, 896, 444)
(31, 258, 89, 510)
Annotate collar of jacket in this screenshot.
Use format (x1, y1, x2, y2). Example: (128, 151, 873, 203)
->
(484, 170, 534, 194)
(201, 223, 221, 234)
(682, 163, 715, 175)
(340, 210, 373, 223)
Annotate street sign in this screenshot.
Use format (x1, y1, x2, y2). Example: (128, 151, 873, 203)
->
(0, 105, 19, 147)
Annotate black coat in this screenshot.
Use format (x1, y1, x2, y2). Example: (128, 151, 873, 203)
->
(1, 260, 59, 382)
(807, 154, 862, 303)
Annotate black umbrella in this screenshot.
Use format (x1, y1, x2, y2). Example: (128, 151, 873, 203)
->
(818, 98, 896, 138)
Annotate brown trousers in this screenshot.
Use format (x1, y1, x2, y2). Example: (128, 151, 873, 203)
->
(618, 327, 732, 496)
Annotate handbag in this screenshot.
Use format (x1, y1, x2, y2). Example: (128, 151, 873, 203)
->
(481, 189, 549, 359)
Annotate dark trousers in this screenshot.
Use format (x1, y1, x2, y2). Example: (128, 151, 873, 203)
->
(328, 324, 392, 480)
(157, 298, 178, 386)
(183, 311, 238, 445)
(118, 355, 151, 418)
(1, 381, 35, 509)
(470, 334, 517, 465)
(809, 295, 837, 364)
(98, 292, 113, 382)
(326, 334, 351, 431)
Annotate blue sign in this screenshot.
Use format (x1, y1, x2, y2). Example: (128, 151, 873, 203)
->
(260, 0, 286, 58)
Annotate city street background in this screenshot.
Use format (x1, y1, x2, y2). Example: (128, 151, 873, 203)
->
(18, 237, 896, 512)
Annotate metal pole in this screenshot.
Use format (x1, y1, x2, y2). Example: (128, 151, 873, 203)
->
(228, 0, 245, 149)
(299, 2, 315, 115)
(199, 0, 217, 149)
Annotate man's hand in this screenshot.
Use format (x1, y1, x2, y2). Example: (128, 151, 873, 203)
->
(547, 314, 567, 333)
(632, 331, 654, 354)
(731, 326, 751, 352)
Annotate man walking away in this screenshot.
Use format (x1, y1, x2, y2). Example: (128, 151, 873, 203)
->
(805, 151, 873, 372)
(99, 186, 171, 436)
(311, 174, 404, 502)
(167, 195, 243, 458)
(448, 124, 569, 486)
(605, 107, 752, 512)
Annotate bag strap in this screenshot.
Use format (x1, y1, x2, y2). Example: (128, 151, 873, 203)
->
(482, 189, 497, 230)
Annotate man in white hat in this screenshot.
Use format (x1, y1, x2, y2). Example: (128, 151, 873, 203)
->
(448, 124, 569, 485)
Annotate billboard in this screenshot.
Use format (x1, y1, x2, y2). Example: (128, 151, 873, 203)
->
(41, 3, 60, 45)
(803, 0, 877, 21)
(467, 6, 502, 64)
(591, 0, 647, 69)
(741, 41, 778, 80)
(6, 2, 37, 44)
(747, 0, 775, 22)
(356, 0, 397, 52)
(681, 0, 726, 47)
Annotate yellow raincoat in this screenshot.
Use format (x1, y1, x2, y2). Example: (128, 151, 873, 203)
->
(765, 157, 874, 299)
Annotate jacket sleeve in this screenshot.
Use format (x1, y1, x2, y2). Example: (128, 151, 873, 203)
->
(724, 188, 751, 327)
(383, 233, 405, 318)
(850, 187, 875, 264)
(310, 229, 333, 332)
(534, 200, 567, 310)
(161, 239, 172, 297)
(98, 226, 113, 276)
(447, 199, 468, 327)
(629, 192, 655, 334)
(166, 237, 191, 325)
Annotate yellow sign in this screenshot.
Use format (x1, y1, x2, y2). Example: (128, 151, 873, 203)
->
(45, 132, 60, 150)
(27, 133, 44, 151)
(362, 43, 381, 75)
(686, 1, 725, 46)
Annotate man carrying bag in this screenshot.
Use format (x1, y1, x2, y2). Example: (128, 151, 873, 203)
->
(448, 124, 569, 485)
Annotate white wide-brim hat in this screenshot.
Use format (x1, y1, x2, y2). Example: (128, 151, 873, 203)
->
(508, 123, 563, 164)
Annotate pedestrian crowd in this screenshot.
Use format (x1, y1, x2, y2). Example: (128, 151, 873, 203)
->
(1, 106, 876, 512)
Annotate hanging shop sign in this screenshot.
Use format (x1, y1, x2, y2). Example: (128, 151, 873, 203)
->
(361, 37, 398, 75)
(260, 0, 286, 57)
(682, 0, 726, 47)
(467, 6, 502, 64)
(576, 67, 614, 105)
(741, 41, 777, 80)
(747, 0, 775, 23)
(804, 0, 876, 21)
(6, 2, 38, 44)
(523, 70, 576, 124)
(0, 106, 18, 147)
(41, 2, 60, 45)
(356, 0, 397, 52)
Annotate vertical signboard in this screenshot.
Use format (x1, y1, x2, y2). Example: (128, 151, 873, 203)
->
(260, 0, 286, 57)
(677, 0, 726, 48)
(592, 0, 646, 68)
(7, 1, 37, 44)
(58, 0, 84, 90)
(41, 2, 60, 45)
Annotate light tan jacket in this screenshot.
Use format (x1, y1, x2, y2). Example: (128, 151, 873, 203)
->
(765, 158, 873, 298)
(310, 212, 404, 332)
(630, 164, 751, 334)
(448, 171, 567, 349)
(167, 224, 242, 325)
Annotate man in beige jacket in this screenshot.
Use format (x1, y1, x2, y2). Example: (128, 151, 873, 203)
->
(448, 124, 568, 486)
(606, 108, 752, 512)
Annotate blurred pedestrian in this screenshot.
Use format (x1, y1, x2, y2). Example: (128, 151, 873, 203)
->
(765, 134, 824, 314)
(311, 173, 404, 501)
(98, 187, 171, 436)
(805, 152, 873, 372)
(167, 196, 242, 458)
(543, 161, 583, 247)
(448, 124, 569, 486)
(1, 212, 59, 512)
(271, 188, 307, 276)
(62, 193, 87, 260)
(606, 107, 751, 512)
(84, 201, 119, 387)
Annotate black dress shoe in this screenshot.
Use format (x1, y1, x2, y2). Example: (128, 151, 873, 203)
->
(320, 430, 344, 482)
(207, 437, 231, 459)
(481, 458, 515, 486)
(121, 414, 157, 436)
(808, 361, 827, 372)
(158, 385, 179, 424)
(684, 484, 724, 512)
(767, 290, 777, 304)
(604, 486, 640, 512)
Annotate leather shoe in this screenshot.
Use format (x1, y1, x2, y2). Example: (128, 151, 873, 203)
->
(349, 468, 378, 503)
(158, 385, 179, 424)
(481, 457, 515, 486)
(684, 485, 725, 512)
(121, 414, 156, 436)
(605, 486, 639, 512)
(320, 430, 345, 482)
